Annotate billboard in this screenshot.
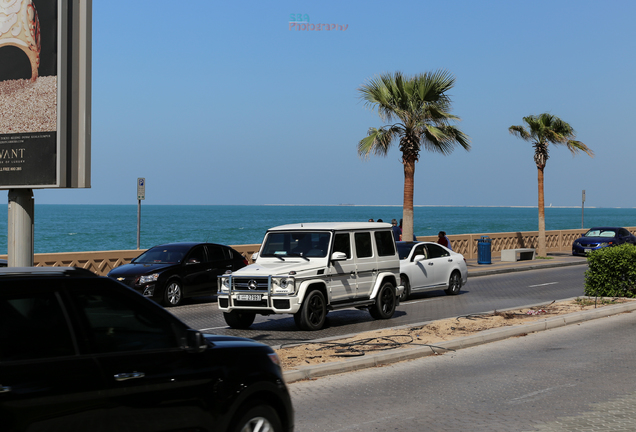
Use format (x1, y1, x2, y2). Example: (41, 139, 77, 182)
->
(0, 0, 91, 188)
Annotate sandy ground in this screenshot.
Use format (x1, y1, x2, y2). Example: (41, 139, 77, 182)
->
(278, 298, 633, 370)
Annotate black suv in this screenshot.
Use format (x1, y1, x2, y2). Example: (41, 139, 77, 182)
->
(0, 267, 294, 432)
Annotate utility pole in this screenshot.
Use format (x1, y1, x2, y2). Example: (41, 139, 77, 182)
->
(581, 190, 585, 229)
(8, 189, 34, 267)
(137, 178, 145, 249)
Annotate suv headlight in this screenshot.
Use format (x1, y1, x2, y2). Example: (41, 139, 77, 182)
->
(219, 276, 231, 293)
(272, 277, 295, 295)
(139, 273, 159, 285)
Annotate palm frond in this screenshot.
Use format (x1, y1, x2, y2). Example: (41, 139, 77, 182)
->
(357, 126, 401, 159)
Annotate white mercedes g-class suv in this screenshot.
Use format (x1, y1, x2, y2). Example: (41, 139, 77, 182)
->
(218, 222, 404, 331)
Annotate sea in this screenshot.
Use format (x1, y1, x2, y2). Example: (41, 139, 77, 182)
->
(0, 204, 634, 254)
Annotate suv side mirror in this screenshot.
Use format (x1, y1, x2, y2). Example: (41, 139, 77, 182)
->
(331, 252, 347, 261)
(251, 252, 259, 261)
(185, 329, 207, 353)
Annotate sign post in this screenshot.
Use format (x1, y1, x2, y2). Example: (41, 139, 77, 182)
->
(582, 190, 586, 229)
(137, 178, 145, 249)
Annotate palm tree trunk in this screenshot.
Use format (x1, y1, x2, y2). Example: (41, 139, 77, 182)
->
(402, 158, 415, 242)
(537, 166, 546, 256)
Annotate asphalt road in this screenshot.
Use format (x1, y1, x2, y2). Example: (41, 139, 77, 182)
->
(289, 308, 636, 432)
(171, 265, 587, 347)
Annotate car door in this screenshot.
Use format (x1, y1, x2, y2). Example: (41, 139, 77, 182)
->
(181, 245, 210, 296)
(424, 243, 453, 286)
(0, 284, 107, 431)
(354, 231, 376, 299)
(408, 243, 434, 290)
(66, 280, 223, 431)
(328, 232, 357, 303)
(200, 244, 232, 295)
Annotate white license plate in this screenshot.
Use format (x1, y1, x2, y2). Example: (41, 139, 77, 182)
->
(237, 294, 261, 301)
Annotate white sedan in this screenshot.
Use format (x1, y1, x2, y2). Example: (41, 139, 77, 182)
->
(396, 241, 468, 301)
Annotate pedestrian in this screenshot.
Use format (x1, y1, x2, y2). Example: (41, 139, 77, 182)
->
(368, 218, 374, 222)
(391, 219, 401, 241)
(437, 231, 453, 250)
(377, 219, 383, 223)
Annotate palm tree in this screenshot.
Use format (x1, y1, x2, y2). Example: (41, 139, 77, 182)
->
(357, 70, 470, 241)
(509, 113, 593, 256)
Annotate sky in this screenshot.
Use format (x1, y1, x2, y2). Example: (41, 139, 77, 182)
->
(8, 0, 636, 208)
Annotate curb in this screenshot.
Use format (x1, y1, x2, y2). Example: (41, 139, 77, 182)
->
(282, 300, 636, 384)
(467, 259, 587, 277)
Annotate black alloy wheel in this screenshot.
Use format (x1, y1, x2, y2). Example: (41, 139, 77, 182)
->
(399, 275, 410, 302)
(369, 282, 396, 319)
(445, 271, 462, 295)
(296, 290, 326, 331)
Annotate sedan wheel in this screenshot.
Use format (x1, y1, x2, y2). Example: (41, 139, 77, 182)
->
(399, 276, 410, 302)
(444, 271, 461, 295)
(164, 280, 183, 306)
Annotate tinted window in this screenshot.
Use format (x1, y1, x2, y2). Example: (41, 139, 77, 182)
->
(396, 242, 415, 260)
(374, 231, 396, 256)
(413, 244, 427, 259)
(354, 232, 373, 258)
(71, 289, 178, 353)
(426, 243, 450, 259)
(333, 233, 351, 258)
(134, 245, 188, 263)
(262, 231, 331, 257)
(207, 245, 227, 261)
(0, 292, 75, 361)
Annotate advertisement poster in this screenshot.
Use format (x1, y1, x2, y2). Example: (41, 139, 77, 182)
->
(0, 0, 57, 187)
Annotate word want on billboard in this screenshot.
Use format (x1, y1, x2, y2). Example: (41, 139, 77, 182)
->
(289, 14, 348, 31)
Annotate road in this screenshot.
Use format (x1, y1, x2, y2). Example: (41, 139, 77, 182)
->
(171, 265, 587, 347)
(289, 308, 636, 432)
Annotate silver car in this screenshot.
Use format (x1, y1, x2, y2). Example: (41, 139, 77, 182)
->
(396, 241, 468, 301)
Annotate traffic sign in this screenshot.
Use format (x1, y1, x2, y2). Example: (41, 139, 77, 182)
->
(137, 178, 145, 200)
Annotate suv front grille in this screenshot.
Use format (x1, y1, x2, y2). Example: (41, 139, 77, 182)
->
(232, 277, 270, 291)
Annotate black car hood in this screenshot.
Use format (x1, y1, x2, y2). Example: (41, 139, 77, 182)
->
(108, 262, 176, 277)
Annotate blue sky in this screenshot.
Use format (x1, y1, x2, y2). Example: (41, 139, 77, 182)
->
(18, 0, 636, 208)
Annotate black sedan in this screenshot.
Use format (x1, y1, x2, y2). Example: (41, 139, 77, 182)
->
(108, 242, 248, 306)
(572, 226, 636, 256)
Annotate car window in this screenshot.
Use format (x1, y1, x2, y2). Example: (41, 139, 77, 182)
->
(354, 232, 373, 258)
(396, 242, 415, 260)
(413, 244, 427, 260)
(70, 288, 179, 354)
(374, 231, 396, 256)
(134, 245, 187, 264)
(0, 291, 75, 362)
(333, 233, 351, 258)
(207, 245, 227, 261)
(426, 243, 450, 259)
(619, 229, 629, 237)
(584, 229, 616, 238)
(186, 246, 206, 264)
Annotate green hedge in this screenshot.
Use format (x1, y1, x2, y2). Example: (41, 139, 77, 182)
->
(584, 243, 636, 298)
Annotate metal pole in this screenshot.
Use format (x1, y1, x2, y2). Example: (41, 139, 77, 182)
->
(137, 199, 141, 249)
(8, 189, 34, 267)
(581, 190, 585, 229)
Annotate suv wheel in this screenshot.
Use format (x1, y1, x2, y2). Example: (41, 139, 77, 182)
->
(295, 290, 326, 331)
(444, 271, 462, 295)
(164, 280, 183, 307)
(369, 282, 396, 320)
(224, 311, 256, 329)
(232, 403, 282, 432)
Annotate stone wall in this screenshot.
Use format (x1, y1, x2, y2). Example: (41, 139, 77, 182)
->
(2, 227, 633, 276)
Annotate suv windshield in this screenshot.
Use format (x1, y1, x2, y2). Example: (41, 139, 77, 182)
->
(133, 245, 189, 264)
(261, 231, 331, 258)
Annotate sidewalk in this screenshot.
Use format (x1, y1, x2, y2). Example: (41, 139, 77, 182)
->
(466, 251, 588, 277)
(283, 252, 595, 383)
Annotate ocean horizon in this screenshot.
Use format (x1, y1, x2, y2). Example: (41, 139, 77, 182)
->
(0, 204, 634, 254)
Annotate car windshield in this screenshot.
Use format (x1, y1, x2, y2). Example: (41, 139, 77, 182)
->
(584, 229, 616, 238)
(261, 231, 331, 258)
(133, 245, 188, 264)
(396, 242, 416, 260)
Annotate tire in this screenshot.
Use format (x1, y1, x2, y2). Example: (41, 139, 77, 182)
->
(369, 282, 396, 320)
(224, 310, 256, 329)
(231, 404, 282, 432)
(399, 275, 410, 302)
(295, 290, 327, 331)
(444, 271, 462, 295)
(163, 280, 183, 307)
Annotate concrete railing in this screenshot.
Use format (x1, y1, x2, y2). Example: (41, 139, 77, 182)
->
(2, 228, 633, 276)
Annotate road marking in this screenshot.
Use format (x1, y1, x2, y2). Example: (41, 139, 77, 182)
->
(508, 384, 576, 403)
(199, 326, 228, 331)
(528, 282, 559, 287)
(403, 298, 444, 305)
